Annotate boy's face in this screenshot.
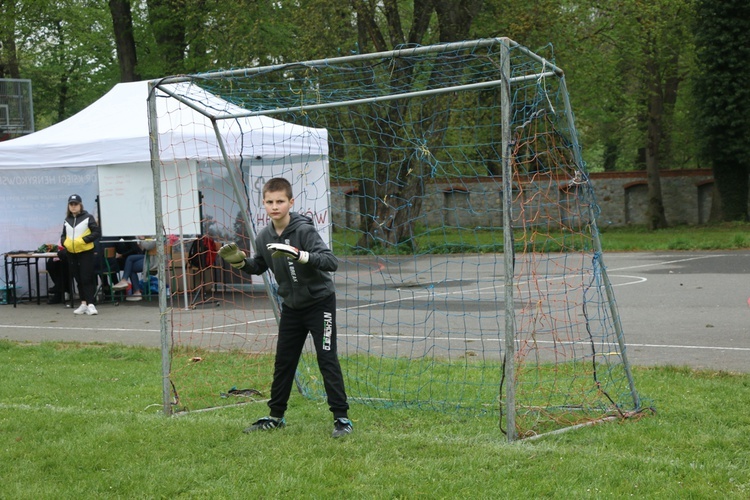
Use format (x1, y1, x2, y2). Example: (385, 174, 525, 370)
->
(263, 189, 294, 223)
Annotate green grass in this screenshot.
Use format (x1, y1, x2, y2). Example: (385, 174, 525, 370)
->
(3, 224, 748, 496)
(156, 349, 638, 439)
(1, 341, 748, 498)
(597, 222, 750, 251)
(331, 222, 750, 255)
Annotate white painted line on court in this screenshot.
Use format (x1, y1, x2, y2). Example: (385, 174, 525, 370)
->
(609, 275, 647, 286)
(2, 323, 748, 353)
(0, 323, 160, 333)
(623, 343, 750, 351)
(608, 254, 727, 272)
(335, 333, 750, 352)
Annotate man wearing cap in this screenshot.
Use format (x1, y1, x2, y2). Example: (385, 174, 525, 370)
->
(61, 194, 101, 315)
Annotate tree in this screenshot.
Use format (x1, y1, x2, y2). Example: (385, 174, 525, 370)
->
(556, 0, 696, 229)
(350, 0, 483, 248)
(638, 0, 690, 229)
(16, 0, 118, 127)
(0, 0, 719, 237)
(108, 0, 139, 81)
(693, 0, 750, 222)
(146, 0, 187, 75)
(0, 0, 21, 78)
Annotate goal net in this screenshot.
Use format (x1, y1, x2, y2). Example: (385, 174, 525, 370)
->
(147, 38, 644, 439)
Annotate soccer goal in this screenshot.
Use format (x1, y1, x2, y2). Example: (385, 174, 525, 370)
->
(147, 38, 645, 440)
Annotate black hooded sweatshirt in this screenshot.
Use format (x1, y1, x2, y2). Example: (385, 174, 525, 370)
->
(239, 212, 337, 309)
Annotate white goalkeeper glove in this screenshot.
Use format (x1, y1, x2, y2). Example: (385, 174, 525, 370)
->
(266, 243, 309, 264)
(218, 243, 247, 268)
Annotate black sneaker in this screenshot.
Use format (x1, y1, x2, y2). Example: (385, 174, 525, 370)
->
(243, 416, 285, 433)
(332, 418, 353, 438)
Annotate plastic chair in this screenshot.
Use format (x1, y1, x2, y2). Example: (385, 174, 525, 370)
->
(93, 243, 118, 304)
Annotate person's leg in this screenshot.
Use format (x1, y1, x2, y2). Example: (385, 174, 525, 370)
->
(46, 255, 71, 304)
(46, 259, 62, 303)
(115, 254, 143, 290)
(266, 306, 309, 418)
(116, 256, 134, 285)
(68, 253, 88, 314)
(129, 255, 145, 293)
(67, 253, 80, 296)
(77, 250, 97, 305)
(61, 253, 73, 305)
(307, 294, 349, 419)
(46, 259, 58, 290)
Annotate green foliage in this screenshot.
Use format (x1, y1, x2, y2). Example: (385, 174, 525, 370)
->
(693, 0, 750, 160)
(13, 0, 119, 127)
(731, 233, 747, 248)
(0, 0, 724, 226)
(557, 0, 699, 173)
(693, 0, 750, 221)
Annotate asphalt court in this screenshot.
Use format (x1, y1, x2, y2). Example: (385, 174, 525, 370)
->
(1, 250, 748, 373)
(592, 251, 750, 373)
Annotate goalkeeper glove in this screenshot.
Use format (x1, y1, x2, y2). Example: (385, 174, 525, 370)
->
(266, 243, 309, 264)
(218, 243, 247, 268)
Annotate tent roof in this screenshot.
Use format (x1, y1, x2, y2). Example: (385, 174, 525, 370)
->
(0, 81, 328, 170)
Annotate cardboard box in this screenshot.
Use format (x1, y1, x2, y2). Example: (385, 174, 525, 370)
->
(169, 265, 195, 293)
(169, 256, 187, 270)
(169, 262, 214, 294)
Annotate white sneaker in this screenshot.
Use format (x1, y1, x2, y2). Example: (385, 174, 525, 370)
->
(86, 304, 98, 315)
(73, 303, 89, 315)
(112, 280, 130, 291)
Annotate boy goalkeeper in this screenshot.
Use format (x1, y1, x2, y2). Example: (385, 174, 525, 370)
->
(218, 177, 352, 438)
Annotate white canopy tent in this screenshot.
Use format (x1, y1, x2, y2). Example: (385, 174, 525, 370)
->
(0, 80, 328, 168)
(0, 80, 330, 296)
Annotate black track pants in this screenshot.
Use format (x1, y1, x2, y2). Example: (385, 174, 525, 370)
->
(267, 293, 349, 419)
(67, 249, 97, 304)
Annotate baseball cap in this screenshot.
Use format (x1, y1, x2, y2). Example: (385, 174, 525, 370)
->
(68, 194, 82, 204)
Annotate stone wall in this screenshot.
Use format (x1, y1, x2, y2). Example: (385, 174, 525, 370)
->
(590, 169, 717, 226)
(330, 169, 747, 230)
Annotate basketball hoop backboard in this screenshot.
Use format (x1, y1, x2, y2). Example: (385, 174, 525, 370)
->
(0, 78, 34, 140)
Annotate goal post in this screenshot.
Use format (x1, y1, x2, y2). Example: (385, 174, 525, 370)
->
(147, 37, 646, 440)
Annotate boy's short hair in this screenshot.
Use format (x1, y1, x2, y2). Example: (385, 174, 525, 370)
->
(263, 177, 293, 199)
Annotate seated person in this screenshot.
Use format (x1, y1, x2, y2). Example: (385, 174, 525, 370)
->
(46, 249, 71, 305)
(114, 237, 142, 270)
(111, 237, 157, 302)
